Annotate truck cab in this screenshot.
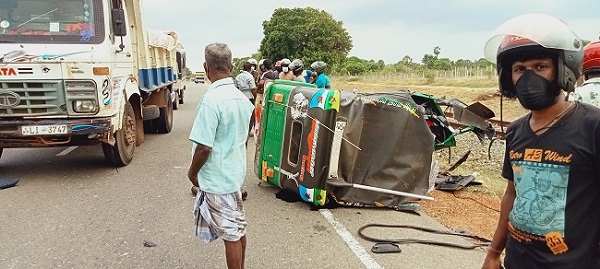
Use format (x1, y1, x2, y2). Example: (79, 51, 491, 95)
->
(0, 0, 186, 166)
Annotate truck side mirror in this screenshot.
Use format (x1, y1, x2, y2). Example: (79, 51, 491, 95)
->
(112, 9, 127, 36)
(176, 50, 186, 79)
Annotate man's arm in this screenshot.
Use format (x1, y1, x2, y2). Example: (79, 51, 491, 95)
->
(481, 181, 516, 269)
(249, 76, 258, 97)
(187, 143, 212, 187)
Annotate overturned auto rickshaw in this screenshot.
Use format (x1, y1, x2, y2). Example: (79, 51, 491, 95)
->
(254, 80, 494, 210)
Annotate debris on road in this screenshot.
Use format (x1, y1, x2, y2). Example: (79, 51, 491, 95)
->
(0, 178, 18, 189)
(143, 240, 157, 247)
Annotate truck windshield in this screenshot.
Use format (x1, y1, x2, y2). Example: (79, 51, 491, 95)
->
(0, 0, 104, 44)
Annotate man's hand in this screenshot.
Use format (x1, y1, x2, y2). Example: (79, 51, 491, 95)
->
(188, 143, 211, 188)
(187, 169, 199, 187)
(481, 251, 503, 269)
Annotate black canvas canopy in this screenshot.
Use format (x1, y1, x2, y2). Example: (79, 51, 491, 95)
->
(330, 90, 435, 209)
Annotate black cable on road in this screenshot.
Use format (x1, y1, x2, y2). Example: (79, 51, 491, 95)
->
(357, 223, 491, 250)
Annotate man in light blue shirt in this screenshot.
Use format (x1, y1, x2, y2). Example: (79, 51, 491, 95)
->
(187, 42, 254, 269)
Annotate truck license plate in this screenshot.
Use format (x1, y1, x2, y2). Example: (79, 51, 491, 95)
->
(21, 125, 69, 136)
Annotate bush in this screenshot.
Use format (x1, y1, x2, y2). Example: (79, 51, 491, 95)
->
(424, 71, 435, 84)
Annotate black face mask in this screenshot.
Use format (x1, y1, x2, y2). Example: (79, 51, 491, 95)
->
(514, 70, 559, 110)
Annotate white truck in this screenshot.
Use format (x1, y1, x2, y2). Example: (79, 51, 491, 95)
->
(0, 0, 187, 166)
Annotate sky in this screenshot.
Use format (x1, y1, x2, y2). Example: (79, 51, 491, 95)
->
(141, 0, 600, 72)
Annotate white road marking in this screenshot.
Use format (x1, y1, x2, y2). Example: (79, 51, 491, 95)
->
(319, 209, 383, 269)
(56, 146, 78, 156)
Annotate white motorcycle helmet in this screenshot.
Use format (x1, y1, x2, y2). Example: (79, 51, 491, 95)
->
(247, 58, 258, 66)
(280, 58, 292, 73)
(310, 61, 327, 74)
(484, 13, 583, 97)
(290, 59, 304, 72)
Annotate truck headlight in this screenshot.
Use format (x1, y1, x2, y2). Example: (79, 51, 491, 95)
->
(73, 100, 98, 113)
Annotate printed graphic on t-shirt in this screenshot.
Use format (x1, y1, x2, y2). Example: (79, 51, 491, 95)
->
(509, 161, 568, 237)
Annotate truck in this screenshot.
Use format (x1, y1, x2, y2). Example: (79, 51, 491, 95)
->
(193, 71, 205, 83)
(0, 0, 187, 166)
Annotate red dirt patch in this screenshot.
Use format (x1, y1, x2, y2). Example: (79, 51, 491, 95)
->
(420, 189, 501, 240)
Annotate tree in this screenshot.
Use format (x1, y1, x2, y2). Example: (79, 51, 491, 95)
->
(422, 54, 436, 69)
(433, 46, 441, 58)
(183, 67, 193, 80)
(432, 58, 453, 71)
(455, 59, 473, 67)
(259, 7, 353, 68)
(231, 57, 249, 77)
(331, 56, 381, 75)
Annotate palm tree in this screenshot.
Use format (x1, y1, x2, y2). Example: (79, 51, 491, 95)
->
(433, 46, 441, 58)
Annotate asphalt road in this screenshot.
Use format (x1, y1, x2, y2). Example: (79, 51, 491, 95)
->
(0, 82, 487, 269)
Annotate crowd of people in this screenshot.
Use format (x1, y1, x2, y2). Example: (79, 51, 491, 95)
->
(238, 57, 331, 92)
(186, 13, 600, 269)
(235, 57, 332, 139)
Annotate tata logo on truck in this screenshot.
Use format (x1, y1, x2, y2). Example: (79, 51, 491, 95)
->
(0, 91, 20, 108)
(0, 67, 17, 76)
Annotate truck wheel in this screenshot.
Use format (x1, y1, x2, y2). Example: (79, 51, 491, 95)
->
(173, 91, 180, 110)
(154, 95, 173, 133)
(179, 88, 185, 104)
(102, 102, 136, 166)
(143, 120, 155, 133)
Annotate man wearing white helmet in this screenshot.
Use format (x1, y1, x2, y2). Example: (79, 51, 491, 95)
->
(481, 14, 600, 269)
(247, 58, 259, 83)
(573, 41, 600, 108)
(278, 58, 295, 80)
(256, 59, 267, 84)
(290, 59, 306, 82)
(310, 61, 330, 89)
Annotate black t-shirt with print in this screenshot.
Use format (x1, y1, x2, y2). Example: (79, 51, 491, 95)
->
(501, 102, 600, 268)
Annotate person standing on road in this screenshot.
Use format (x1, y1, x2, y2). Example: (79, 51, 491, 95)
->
(481, 14, 600, 269)
(303, 69, 313, 84)
(290, 59, 306, 82)
(278, 58, 295, 80)
(309, 70, 318, 84)
(310, 61, 331, 89)
(252, 59, 277, 139)
(235, 61, 257, 136)
(573, 41, 600, 108)
(259, 59, 277, 82)
(246, 58, 259, 84)
(256, 59, 267, 84)
(274, 60, 282, 78)
(188, 42, 254, 269)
